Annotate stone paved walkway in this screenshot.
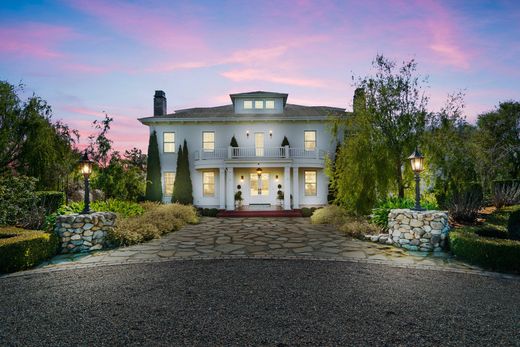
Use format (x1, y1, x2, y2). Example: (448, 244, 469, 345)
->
(4, 217, 516, 279)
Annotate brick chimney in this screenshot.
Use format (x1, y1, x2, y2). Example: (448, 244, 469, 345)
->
(154, 90, 167, 116)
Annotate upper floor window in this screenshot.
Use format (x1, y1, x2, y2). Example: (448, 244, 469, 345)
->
(265, 100, 275, 109)
(244, 100, 253, 109)
(163, 132, 175, 153)
(304, 130, 316, 151)
(163, 172, 175, 196)
(255, 100, 264, 109)
(202, 131, 215, 152)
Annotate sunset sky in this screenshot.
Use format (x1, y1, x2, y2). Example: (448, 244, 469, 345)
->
(1, 0, 519, 151)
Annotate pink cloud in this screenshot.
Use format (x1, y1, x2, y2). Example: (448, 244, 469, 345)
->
(0, 23, 75, 59)
(220, 69, 327, 88)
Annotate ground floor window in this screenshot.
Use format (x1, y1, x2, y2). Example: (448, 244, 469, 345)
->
(304, 170, 317, 196)
(163, 172, 175, 196)
(203, 171, 215, 197)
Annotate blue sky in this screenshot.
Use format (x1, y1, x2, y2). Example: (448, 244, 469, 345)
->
(1, 0, 519, 150)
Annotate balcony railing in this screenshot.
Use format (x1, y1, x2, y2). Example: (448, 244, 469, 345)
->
(194, 146, 328, 161)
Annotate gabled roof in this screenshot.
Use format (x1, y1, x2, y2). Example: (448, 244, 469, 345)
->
(229, 91, 289, 106)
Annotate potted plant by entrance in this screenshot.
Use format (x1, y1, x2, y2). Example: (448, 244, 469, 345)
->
(234, 190, 243, 209)
(277, 190, 284, 206)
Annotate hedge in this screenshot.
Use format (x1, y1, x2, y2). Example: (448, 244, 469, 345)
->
(0, 227, 59, 273)
(36, 191, 65, 214)
(449, 230, 520, 272)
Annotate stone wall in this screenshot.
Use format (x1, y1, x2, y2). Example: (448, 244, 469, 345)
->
(54, 212, 116, 253)
(367, 209, 450, 252)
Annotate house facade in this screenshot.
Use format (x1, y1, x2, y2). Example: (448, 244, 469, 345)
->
(138, 91, 344, 210)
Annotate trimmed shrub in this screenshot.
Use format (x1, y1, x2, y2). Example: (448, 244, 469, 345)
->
(0, 227, 59, 273)
(0, 175, 38, 226)
(310, 205, 348, 225)
(230, 136, 239, 147)
(449, 230, 520, 272)
(200, 208, 219, 217)
(35, 191, 65, 214)
(507, 210, 520, 240)
(52, 199, 144, 218)
(281, 136, 290, 147)
(301, 207, 318, 218)
(474, 226, 509, 240)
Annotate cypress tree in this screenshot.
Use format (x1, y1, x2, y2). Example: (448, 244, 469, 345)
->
(145, 130, 162, 201)
(181, 139, 193, 204)
(281, 136, 290, 147)
(172, 145, 183, 203)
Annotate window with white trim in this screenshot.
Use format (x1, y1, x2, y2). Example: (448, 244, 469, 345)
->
(244, 100, 253, 109)
(254, 100, 264, 109)
(304, 170, 317, 196)
(202, 131, 215, 152)
(304, 130, 316, 151)
(163, 132, 175, 153)
(163, 172, 175, 196)
(203, 171, 215, 197)
(265, 100, 275, 109)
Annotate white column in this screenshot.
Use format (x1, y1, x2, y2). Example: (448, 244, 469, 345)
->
(292, 167, 299, 209)
(226, 167, 234, 210)
(219, 167, 226, 209)
(284, 165, 291, 210)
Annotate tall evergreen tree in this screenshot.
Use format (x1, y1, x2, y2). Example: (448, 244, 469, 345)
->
(182, 139, 193, 204)
(145, 130, 162, 201)
(230, 135, 239, 147)
(172, 145, 183, 203)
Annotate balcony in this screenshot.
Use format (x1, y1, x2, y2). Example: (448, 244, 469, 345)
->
(193, 146, 328, 161)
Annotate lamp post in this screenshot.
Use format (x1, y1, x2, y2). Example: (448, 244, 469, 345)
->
(79, 150, 94, 214)
(408, 147, 425, 211)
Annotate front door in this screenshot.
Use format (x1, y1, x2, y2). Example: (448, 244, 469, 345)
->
(249, 172, 270, 204)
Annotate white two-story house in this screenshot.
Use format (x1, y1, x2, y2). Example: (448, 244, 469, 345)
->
(138, 91, 344, 211)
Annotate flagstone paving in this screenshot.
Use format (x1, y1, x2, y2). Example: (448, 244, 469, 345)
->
(5, 217, 515, 279)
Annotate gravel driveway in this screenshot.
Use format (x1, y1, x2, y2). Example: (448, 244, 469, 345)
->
(1, 259, 518, 346)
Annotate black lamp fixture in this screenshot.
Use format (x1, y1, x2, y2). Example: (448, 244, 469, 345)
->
(246, 130, 250, 138)
(408, 147, 425, 211)
(79, 150, 94, 214)
(269, 130, 273, 138)
(256, 167, 262, 176)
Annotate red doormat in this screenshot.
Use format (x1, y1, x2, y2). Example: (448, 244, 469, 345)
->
(217, 210, 303, 218)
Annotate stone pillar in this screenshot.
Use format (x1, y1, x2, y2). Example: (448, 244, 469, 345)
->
(387, 209, 450, 252)
(292, 167, 299, 209)
(54, 212, 117, 253)
(226, 167, 234, 210)
(284, 166, 291, 210)
(219, 167, 226, 209)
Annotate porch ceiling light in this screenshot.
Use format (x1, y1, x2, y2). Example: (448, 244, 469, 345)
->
(256, 167, 262, 175)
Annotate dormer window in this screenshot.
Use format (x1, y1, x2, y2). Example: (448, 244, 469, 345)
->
(265, 100, 275, 109)
(255, 100, 264, 109)
(244, 100, 253, 109)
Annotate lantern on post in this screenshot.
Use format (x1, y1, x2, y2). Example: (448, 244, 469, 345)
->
(408, 147, 425, 211)
(79, 150, 94, 214)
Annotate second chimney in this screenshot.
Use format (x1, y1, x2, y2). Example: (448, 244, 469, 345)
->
(154, 90, 167, 116)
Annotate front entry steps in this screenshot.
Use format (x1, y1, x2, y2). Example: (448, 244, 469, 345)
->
(217, 209, 303, 218)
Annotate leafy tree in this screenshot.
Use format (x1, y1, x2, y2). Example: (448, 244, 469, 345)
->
(145, 130, 162, 201)
(0, 81, 79, 190)
(473, 101, 520, 189)
(230, 135, 239, 147)
(329, 55, 429, 213)
(423, 92, 478, 208)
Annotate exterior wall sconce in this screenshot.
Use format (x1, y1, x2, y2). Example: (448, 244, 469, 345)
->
(275, 174, 279, 182)
(408, 147, 425, 211)
(246, 130, 250, 138)
(240, 175, 244, 182)
(269, 130, 273, 138)
(256, 167, 262, 175)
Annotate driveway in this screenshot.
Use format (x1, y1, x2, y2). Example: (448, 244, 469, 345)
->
(4, 217, 509, 279)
